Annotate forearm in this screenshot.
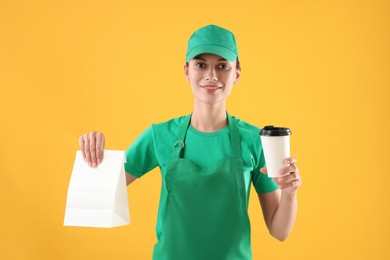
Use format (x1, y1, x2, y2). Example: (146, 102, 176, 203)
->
(269, 192, 297, 241)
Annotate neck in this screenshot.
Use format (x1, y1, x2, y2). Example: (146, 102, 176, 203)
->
(191, 101, 227, 132)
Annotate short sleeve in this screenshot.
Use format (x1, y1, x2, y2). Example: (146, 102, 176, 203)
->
(124, 126, 158, 178)
(252, 148, 279, 194)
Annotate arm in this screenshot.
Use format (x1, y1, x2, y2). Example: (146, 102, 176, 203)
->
(125, 172, 138, 186)
(258, 157, 302, 241)
(258, 189, 297, 241)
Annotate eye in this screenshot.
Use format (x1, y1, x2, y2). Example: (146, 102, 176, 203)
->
(219, 63, 230, 70)
(195, 62, 206, 68)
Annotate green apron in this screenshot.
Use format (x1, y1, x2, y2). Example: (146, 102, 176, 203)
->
(152, 113, 252, 260)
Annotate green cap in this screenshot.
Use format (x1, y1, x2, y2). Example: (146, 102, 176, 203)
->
(186, 24, 238, 62)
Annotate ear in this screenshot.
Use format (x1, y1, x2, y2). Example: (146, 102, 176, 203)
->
(184, 63, 189, 81)
(234, 68, 241, 85)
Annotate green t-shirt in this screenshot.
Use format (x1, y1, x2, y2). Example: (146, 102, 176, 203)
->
(124, 114, 278, 239)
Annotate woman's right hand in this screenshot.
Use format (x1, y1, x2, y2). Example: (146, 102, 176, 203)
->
(79, 132, 105, 168)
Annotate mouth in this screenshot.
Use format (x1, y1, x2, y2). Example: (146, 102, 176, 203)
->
(201, 85, 223, 91)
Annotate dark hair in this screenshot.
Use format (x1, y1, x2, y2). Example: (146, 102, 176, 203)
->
(236, 58, 241, 70)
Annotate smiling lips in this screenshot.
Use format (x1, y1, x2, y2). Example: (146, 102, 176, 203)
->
(201, 84, 222, 92)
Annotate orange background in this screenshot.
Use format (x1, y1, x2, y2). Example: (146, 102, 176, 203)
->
(1, 0, 389, 259)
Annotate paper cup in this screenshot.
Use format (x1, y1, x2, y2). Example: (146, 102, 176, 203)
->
(260, 126, 292, 178)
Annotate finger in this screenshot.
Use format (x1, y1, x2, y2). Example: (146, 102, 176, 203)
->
(79, 135, 86, 161)
(260, 167, 268, 174)
(84, 134, 92, 167)
(95, 132, 105, 164)
(278, 173, 298, 185)
(278, 179, 301, 191)
(284, 156, 297, 165)
(294, 179, 302, 187)
(88, 132, 97, 168)
(287, 179, 302, 189)
(279, 165, 298, 176)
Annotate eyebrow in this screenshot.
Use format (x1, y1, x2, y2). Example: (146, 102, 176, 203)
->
(193, 55, 227, 62)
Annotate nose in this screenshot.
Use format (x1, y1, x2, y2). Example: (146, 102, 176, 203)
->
(205, 67, 217, 82)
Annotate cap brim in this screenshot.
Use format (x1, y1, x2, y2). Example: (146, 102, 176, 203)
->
(186, 44, 237, 62)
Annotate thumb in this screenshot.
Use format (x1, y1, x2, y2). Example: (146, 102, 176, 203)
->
(260, 167, 268, 174)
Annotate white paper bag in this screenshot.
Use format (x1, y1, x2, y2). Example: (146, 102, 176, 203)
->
(64, 150, 130, 228)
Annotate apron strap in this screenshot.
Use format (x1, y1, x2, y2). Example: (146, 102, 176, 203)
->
(171, 114, 192, 159)
(227, 113, 242, 159)
(172, 112, 242, 159)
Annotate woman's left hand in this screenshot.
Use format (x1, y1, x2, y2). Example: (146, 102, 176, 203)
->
(260, 156, 302, 195)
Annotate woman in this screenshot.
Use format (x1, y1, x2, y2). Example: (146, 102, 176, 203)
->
(79, 24, 302, 260)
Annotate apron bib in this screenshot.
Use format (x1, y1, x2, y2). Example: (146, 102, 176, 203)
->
(153, 113, 252, 260)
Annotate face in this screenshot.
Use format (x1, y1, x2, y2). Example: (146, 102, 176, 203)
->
(184, 53, 240, 105)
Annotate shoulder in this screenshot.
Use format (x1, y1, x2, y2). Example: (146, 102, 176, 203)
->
(151, 114, 189, 136)
(231, 115, 263, 151)
(232, 116, 261, 136)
